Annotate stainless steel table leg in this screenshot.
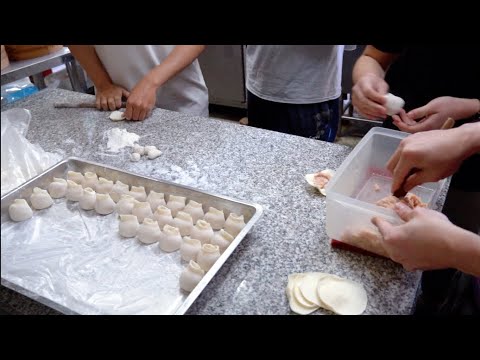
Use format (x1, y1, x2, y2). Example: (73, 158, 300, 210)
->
(65, 58, 87, 93)
(31, 73, 46, 89)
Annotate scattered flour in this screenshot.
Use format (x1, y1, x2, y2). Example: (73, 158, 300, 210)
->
(105, 128, 140, 153)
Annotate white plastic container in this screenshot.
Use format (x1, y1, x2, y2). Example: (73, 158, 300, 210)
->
(326, 127, 447, 245)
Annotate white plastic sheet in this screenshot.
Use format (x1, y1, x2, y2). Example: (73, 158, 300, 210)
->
(1, 108, 62, 195)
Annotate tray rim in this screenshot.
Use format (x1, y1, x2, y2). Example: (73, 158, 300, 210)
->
(1, 156, 264, 315)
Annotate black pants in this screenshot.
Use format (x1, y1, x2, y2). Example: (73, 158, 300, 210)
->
(384, 117, 480, 315)
(247, 90, 340, 142)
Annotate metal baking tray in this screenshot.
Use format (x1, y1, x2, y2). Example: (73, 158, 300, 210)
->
(1, 157, 263, 315)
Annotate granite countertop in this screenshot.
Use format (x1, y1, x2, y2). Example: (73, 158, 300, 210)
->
(0, 89, 448, 315)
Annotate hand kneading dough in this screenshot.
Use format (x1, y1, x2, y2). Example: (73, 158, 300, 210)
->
(110, 110, 126, 121)
(316, 276, 368, 315)
(9, 199, 33, 222)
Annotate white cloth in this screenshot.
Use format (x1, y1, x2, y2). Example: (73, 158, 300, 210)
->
(246, 45, 352, 104)
(94, 45, 209, 117)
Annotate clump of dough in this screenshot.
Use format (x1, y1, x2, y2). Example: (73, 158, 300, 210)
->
(48, 177, 67, 199)
(203, 207, 225, 230)
(9, 199, 33, 222)
(30, 187, 54, 210)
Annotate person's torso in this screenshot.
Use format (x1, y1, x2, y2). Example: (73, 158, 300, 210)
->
(246, 45, 344, 104)
(385, 45, 480, 112)
(93, 45, 209, 117)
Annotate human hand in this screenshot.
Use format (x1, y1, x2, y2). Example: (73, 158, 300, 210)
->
(392, 96, 480, 133)
(371, 203, 454, 271)
(96, 83, 130, 111)
(351, 73, 389, 120)
(386, 127, 467, 194)
(125, 76, 157, 121)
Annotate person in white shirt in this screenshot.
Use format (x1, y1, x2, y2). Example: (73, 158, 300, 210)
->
(69, 45, 209, 120)
(245, 45, 354, 142)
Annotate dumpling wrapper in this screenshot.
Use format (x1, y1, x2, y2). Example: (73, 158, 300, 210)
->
(298, 272, 331, 309)
(110, 110, 126, 121)
(316, 276, 368, 315)
(286, 274, 318, 315)
(305, 169, 335, 196)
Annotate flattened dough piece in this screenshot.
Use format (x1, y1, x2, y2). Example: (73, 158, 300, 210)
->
(298, 272, 330, 308)
(317, 276, 368, 315)
(110, 110, 126, 121)
(286, 274, 318, 315)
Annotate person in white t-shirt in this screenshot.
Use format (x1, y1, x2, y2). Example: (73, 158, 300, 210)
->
(245, 45, 354, 142)
(68, 45, 209, 120)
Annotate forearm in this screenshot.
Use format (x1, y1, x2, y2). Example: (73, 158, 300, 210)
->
(352, 55, 386, 84)
(447, 225, 480, 277)
(68, 45, 112, 90)
(144, 45, 206, 89)
(456, 122, 480, 158)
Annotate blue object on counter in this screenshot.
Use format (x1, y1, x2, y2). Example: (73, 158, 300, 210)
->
(1, 80, 39, 105)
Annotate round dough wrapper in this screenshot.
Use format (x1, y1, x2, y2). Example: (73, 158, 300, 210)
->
(286, 274, 318, 315)
(317, 276, 368, 315)
(298, 273, 330, 308)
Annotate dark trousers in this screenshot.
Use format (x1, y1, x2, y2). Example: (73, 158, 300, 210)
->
(247, 90, 340, 142)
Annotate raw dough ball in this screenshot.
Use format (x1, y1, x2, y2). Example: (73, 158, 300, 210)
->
(82, 171, 98, 190)
(129, 186, 147, 202)
(223, 213, 246, 237)
(116, 194, 136, 215)
(144, 145, 157, 153)
(196, 243, 221, 272)
(190, 219, 214, 244)
(153, 205, 174, 228)
(48, 177, 68, 199)
(137, 218, 162, 244)
(110, 180, 129, 203)
(179, 260, 205, 292)
(132, 201, 153, 223)
(183, 200, 204, 224)
(211, 229, 234, 254)
(110, 110, 126, 121)
(384, 93, 405, 116)
(180, 236, 202, 262)
(166, 195, 186, 217)
(9, 199, 33, 222)
(158, 224, 182, 252)
(95, 193, 116, 215)
(30, 187, 54, 210)
(146, 190, 166, 211)
(119, 214, 139, 238)
(67, 171, 84, 185)
(66, 180, 83, 201)
(132, 144, 145, 156)
(130, 152, 141, 162)
(203, 207, 225, 230)
(96, 177, 114, 194)
(172, 211, 194, 236)
(79, 187, 96, 210)
(147, 148, 162, 160)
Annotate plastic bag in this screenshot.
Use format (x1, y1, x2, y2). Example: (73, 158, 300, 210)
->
(1, 108, 62, 195)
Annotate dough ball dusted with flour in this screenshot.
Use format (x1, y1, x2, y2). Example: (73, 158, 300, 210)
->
(183, 200, 204, 224)
(95, 193, 116, 215)
(9, 199, 33, 222)
(79, 187, 96, 210)
(66, 180, 83, 201)
(48, 177, 68, 199)
(203, 207, 225, 230)
(30, 187, 54, 210)
(146, 190, 166, 211)
(179, 260, 205, 292)
(119, 214, 139, 238)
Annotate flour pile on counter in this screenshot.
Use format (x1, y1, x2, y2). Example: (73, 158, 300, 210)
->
(286, 272, 367, 315)
(7, 169, 247, 295)
(105, 128, 140, 152)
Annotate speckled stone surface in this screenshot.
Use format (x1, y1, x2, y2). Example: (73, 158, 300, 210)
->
(1, 89, 449, 315)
